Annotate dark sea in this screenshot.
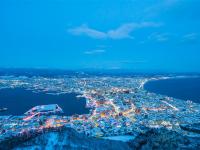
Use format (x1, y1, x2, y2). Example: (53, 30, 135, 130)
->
(0, 88, 90, 116)
(144, 77, 200, 103)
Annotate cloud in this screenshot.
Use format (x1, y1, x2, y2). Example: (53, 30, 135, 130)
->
(148, 32, 169, 42)
(68, 22, 161, 40)
(84, 49, 106, 55)
(143, 0, 180, 18)
(139, 32, 169, 44)
(181, 33, 199, 44)
(182, 33, 198, 40)
(68, 25, 106, 39)
(107, 22, 161, 39)
(140, 32, 199, 44)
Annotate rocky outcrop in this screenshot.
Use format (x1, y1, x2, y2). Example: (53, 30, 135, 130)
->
(1, 127, 200, 150)
(180, 123, 200, 134)
(14, 128, 131, 150)
(128, 128, 200, 150)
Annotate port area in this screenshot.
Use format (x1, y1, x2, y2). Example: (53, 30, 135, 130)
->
(0, 76, 200, 143)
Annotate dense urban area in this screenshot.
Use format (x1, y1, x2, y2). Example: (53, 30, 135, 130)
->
(0, 75, 200, 149)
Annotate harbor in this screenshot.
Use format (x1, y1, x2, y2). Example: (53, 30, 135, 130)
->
(0, 87, 89, 116)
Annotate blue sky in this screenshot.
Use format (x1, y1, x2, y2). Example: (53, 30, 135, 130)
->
(0, 0, 200, 72)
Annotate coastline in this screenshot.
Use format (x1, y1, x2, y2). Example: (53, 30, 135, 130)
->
(0, 75, 200, 149)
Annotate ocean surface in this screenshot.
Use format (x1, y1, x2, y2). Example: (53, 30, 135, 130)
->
(144, 77, 200, 103)
(0, 88, 90, 116)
